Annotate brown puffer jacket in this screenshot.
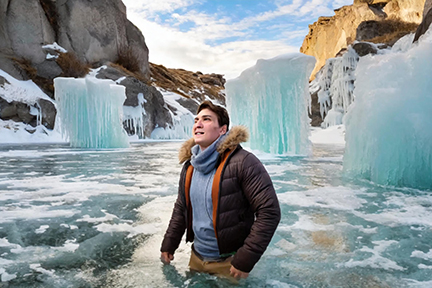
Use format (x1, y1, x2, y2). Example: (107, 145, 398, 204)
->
(161, 126, 281, 273)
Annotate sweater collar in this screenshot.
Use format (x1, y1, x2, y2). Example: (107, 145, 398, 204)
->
(190, 134, 226, 174)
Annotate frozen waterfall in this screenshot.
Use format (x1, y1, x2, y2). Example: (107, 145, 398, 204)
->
(312, 46, 359, 128)
(226, 53, 315, 155)
(343, 29, 432, 190)
(54, 77, 130, 148)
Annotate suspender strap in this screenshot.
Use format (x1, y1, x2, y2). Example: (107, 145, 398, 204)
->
(185, 164, 194, 238)
(211, 149, 232, 238)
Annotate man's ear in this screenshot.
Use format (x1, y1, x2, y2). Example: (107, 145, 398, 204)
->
(219, 125, 227, 135)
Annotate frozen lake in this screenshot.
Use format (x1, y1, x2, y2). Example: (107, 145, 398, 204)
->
(0, 140, 431, 287)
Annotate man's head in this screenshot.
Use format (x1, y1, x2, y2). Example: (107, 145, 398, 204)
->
(193, 101, 230, 150)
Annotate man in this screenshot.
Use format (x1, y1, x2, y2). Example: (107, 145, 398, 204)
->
(160, 101, 280, 280)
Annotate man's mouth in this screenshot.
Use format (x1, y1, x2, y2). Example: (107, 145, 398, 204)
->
(195, 132, 204, 135)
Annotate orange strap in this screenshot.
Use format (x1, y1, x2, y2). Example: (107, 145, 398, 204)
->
(185, 165, 194, 207)
(185, 165, 194, 235)
(211, 150, 232, 238)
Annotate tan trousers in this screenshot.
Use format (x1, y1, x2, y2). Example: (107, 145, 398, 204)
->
(188, 248, 235, 281)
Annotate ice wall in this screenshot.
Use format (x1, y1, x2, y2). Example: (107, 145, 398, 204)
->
(226, 53, 315, 155)
(343, 29, 432, 190)
(54, 77, 130, 148)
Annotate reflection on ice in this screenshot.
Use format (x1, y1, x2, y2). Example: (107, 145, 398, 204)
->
(0, 141, 431, 287)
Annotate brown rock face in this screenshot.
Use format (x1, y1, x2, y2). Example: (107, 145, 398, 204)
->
(424, 0, 432, 17)
(0, 0, 149, 80)
(301, 0, 425, 79)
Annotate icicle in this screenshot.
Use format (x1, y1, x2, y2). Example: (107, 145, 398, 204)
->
(123, 93, 147, 139)
(54, 77, 130, 148)
(315, 47, 359, 128)
(226, 53, 315, 155)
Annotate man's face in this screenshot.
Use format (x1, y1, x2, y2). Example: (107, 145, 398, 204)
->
(193, 108, 227, 150)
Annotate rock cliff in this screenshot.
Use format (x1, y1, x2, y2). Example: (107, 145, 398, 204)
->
(301, 0, 425, 79)
(0, 0, 226, 140)
(308, 0, 432, 127)
(0, 0, 149, 79)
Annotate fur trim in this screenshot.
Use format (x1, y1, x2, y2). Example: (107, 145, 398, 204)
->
(178, 125, 249, 164)
(216, 125, 249, 153)
(178, 138, 195, 164)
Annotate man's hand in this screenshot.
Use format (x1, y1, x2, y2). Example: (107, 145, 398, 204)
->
(230, 265, 249, 279)
(160, 252, 174, 264)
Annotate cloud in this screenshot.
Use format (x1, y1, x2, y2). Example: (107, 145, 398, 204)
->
(122, 0, 200, 16)
(298, 0, 334, 17)
(122, 0, 340, 79)
(332, 0, 354, 10)
(129, 11, 299, 79)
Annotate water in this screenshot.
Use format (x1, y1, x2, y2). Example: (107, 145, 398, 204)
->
(0, 142, 431, 287)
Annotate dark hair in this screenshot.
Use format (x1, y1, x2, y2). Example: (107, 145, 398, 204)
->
(197, 101, 230, 130)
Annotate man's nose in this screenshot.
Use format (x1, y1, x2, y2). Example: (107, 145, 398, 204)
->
(195, 120, 203, 127)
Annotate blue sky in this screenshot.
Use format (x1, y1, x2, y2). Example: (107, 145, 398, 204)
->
(121, 0, 352, 79)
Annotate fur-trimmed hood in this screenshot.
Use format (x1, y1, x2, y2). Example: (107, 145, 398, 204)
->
(178, 125, 249, 164)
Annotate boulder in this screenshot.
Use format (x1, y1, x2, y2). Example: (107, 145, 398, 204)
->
(356, 21, 387, 41)
(55, 0, 149, 78)
(38, 99, 57, 130)
(0, 99, 35, 126)
(0, 0, 150, 80)
(352, 42, 379, 56)
(0, 0, 55, 66)
(36, 60, 63, 79)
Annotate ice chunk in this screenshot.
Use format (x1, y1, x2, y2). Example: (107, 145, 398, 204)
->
(226, 53, 315, 155)
(343, 27, 432, 190)
(42, 42, 67, 53)
(54, 77, 130, 148)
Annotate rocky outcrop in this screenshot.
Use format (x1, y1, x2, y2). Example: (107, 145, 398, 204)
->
(0, 74, 57, 130)
(95, 65, 172, 137)
(0, 0, 149, 79)
(414, 0, 432, 41)
(424, 0, 432, 17)
(0, 0, 228, 140)
(150, 64, 226, 111)
(301, 0, 425, 79)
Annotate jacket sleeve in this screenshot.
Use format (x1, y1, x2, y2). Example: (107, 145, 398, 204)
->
(231, 153, 281, 273)
(160, 165, 188, 255)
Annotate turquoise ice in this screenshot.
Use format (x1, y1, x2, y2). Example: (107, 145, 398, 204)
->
(226, 53, 315, 155)
(54, 77, 130, 148)
(343, 29, 432, 190)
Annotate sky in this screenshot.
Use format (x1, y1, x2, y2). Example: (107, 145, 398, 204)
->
(121, 0, 353, 80)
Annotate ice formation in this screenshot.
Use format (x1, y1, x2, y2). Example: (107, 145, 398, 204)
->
(343, 28, 432, 190)
(54, 77, 130, 148)
(311, 47, 359, 128)
(0, 70, 53, 129)
(226, 53, 315, 155)
(123, 93, 146, 139)
(0, 69, 61, 142)
(150, 90, 195, 140)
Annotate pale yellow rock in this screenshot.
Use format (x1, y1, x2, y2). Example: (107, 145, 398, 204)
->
(301, 0, 425, 80)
